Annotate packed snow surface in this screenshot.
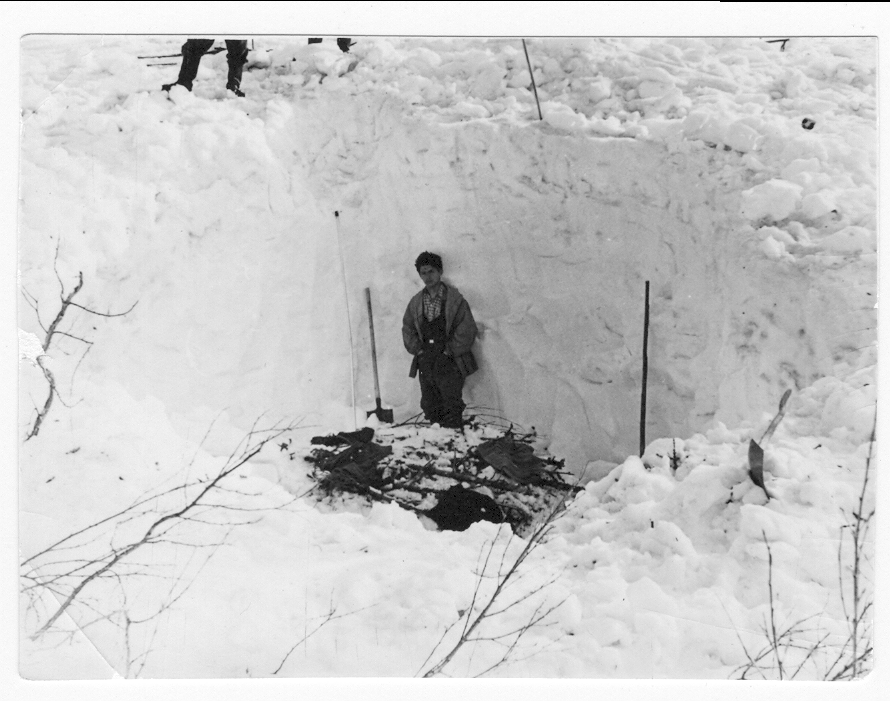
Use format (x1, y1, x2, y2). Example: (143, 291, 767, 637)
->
(18, 36, 876, 681)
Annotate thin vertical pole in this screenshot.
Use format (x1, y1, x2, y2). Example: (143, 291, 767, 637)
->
(334, 211, 357, 430)
(522, 39, 543, 121)
(640, 280, 650, 457)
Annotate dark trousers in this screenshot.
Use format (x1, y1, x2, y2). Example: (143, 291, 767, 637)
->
(418, 353, 465, 429)
(176, 39, 249, 91)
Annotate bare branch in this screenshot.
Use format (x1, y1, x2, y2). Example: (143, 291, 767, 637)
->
(44, 271, 84, 351)
(67, 299, 139, 318)
(20, 287, 46, 332)
(51, 241, 64, 295)
(52, 330, 94, 346)
(485, 573, 561, 618)
(22, 251, 139, 440)
(766, 539, 783, 679)
(461, 537, 497, 640)
(27, 421, 296, 639)
(420, 492, 570, 677)
(730, 423, 875, 681)
(22, 480, 204, 566)
(472, 611, 562, 677)
(790, 632, 832, 680)
(848, 417, 876, 678)
(272, 602, 374, 675)
(69, 344, 93, 395)
(24, 358, 56, 441)
(51, 382, 80, 409)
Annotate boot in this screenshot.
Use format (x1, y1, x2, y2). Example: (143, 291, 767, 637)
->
(225, 40, 249, 97)
(163, 38, 214, 92)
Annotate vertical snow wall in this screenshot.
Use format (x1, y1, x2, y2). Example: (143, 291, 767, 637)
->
(20, 87, 868, 473)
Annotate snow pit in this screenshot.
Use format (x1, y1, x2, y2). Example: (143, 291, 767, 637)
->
(17, 35, 876, 681)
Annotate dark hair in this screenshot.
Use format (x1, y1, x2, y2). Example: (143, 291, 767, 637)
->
(414, 251, 443, 272)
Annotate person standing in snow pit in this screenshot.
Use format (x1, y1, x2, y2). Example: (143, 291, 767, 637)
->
(162, 39, 249, 97)
(402, 252, 478, 429)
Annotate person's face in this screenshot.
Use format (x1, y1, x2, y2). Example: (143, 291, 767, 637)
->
(418, 265, 442, 289)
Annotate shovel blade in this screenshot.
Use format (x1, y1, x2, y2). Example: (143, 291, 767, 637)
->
(367, 400, 394, 424)
(367, 409, 394, 423)
(748, 439, 772, 500)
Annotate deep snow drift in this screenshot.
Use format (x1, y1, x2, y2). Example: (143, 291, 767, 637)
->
(18, 35, 876, 470)
(18, 35, 876, 681)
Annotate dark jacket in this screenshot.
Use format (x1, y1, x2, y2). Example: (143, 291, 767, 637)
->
(403, 284, 478, 378)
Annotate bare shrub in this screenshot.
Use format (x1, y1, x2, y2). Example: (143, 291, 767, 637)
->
(418, 496, 569, 677)
(21, 419, 298, 676)
(21, 243, 137, 440)
(730, 420, 875, 681)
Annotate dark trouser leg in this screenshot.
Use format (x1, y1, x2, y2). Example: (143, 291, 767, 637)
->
(420, 355, 465, 428)
(435, 356, 466, 428)
(175, 39, 215, 90)
(224, 40, 249, 92)
(418, 359, 443, 424)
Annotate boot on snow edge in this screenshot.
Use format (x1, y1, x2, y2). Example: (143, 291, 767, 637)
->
(162, 82, 244, 97)
(307, 37, 354, 52)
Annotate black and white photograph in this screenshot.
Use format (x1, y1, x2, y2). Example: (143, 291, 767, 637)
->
(8, 3, 882, 696)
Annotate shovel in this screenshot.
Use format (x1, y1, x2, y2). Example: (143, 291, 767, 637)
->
(747, 440, 773, 501)
(365, 288, 394, 423)
(748, 389, 791, 500)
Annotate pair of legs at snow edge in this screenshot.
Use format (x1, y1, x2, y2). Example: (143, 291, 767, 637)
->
(162, 39, 248, 97)
(162, 37, 355, 97)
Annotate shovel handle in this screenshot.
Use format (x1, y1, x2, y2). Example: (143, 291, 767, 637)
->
(365, 288, 382, 400)
(760, 389, 792, 444)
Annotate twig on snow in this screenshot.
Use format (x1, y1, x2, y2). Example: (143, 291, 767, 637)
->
(271, 597, 375, 675)
(23, 252, 137, 440)
(762, 531, 784, 680)
(728, 422, 875, 681)
(418, 493, 570, 677)
(23, 419, 298, 647)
